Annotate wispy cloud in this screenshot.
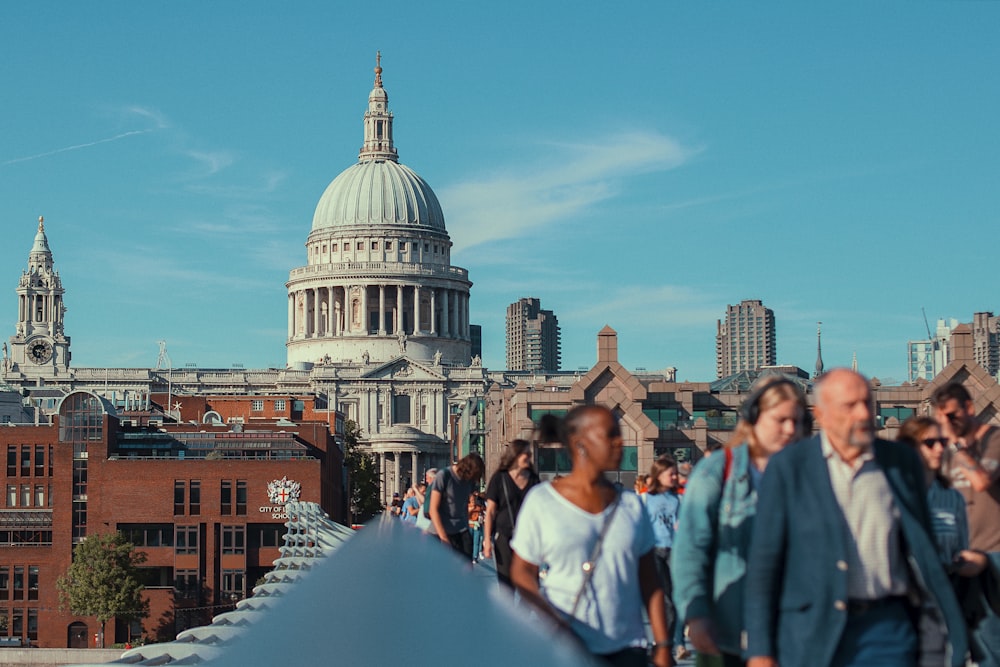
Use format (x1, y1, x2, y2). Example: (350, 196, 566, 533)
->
(442, 130, 699, 252)
(183, 149, 236, 176)
(86, 246, 276, 296)
(183, 170, 288, 198)
(124, 105, 170, 130)
(2, 106, 168, 167)
(564, 284, 721, 329)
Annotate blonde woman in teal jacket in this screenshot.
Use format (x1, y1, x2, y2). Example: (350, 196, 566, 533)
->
(671, 377, 808, 667)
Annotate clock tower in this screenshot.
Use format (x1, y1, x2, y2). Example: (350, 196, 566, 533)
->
(2, 217, 71, 380)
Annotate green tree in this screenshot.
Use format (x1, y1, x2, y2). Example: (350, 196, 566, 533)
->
(344, 420, 381, 523)
(56, 532, 150, 648)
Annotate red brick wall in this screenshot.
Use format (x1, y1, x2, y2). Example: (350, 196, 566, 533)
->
(0, 405, 344, 648)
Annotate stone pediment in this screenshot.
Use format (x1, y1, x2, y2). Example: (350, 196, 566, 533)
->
(361, 357, 445, 382)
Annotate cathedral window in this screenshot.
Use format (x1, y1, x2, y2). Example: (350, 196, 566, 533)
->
(412, 242, 418, 252)
(393, 395, 411, 425)
(357, 242, 363, 251)
(371, 241, 378, 251)
(385, 241, 392, 251)
(332, 243, 338, 252)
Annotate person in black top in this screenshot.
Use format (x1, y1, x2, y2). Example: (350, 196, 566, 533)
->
(483, 438, 541, 588)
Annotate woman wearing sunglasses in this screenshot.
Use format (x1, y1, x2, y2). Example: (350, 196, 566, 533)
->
(898, 415, 987, 667)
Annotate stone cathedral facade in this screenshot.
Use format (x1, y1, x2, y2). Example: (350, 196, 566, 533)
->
(1, 57, 487, 501)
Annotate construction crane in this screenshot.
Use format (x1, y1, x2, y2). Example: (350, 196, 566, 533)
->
(922, 308, 939, 351)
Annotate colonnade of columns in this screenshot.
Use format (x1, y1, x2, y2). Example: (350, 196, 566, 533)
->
(288, 283, 470, 341)
(360, 387, 446, 436)
(18, 293, 63, 327)
(376, 450, 442, 500)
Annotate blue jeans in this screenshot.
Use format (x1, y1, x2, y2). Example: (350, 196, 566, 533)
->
(471, 524, 484, 561)
(830, 598, 917, 667)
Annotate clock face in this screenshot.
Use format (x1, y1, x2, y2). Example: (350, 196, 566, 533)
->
(29, 340, 53, 364)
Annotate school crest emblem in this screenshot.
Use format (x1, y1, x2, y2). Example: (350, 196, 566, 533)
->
(267, 477, 301, 505)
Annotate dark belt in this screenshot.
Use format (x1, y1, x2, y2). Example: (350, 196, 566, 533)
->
(847, 595, 907, 615)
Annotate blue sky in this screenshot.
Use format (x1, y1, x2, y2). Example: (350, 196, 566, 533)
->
(2, 3, 998, 383)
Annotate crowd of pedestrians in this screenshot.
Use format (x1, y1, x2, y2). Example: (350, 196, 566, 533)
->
(386, 371, 999, 667)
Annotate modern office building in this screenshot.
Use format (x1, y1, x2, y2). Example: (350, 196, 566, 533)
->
(715, 299, 776, 379)
(972, 311, 1000, 379)
(505, 298, 561, 372)
(907, 317, 959, 383)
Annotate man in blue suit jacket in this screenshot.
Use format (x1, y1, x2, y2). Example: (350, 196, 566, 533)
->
(745, 369, 967, 667)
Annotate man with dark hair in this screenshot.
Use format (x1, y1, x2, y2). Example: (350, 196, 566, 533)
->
(745, 369, 966, 667)
(932, 381, 1000, 667)
(428, 454, 485, 559)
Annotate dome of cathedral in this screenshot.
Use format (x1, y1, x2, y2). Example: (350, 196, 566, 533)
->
(287, 55, 472, 372)
(311, 159, 446, 231)
(310, 54, 447, 234)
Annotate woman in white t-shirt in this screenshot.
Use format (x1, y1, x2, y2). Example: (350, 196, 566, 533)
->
(510, 405, 672, 667)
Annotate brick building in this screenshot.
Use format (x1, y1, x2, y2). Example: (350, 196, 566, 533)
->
(0, 390, 344, 648)
(480, 325, 1000, 486)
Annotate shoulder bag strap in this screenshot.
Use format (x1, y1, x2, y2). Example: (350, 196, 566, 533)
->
(570, 492, 621, 619)
(501, 473, 517, 529)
